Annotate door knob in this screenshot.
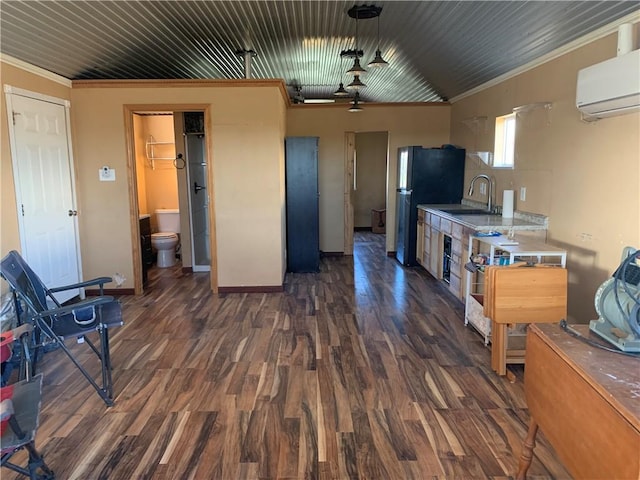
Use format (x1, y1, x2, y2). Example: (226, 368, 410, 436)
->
(68, 210, 78, 216)
(194, 182, 205, 194)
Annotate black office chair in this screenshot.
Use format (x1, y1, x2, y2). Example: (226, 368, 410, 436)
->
(1, 323, 55, 479)
(0, 250, 123, 407)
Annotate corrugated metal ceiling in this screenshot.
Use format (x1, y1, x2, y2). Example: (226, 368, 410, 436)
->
(1, 1, 638, 103)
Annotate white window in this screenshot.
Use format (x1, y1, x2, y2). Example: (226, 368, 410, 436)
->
(493, 113, 516, 168)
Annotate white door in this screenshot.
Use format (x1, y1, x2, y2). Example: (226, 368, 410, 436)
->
(6, 88, 82, 303)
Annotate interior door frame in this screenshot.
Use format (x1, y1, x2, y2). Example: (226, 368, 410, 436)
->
(4, 84, 84, 295)
(123, 103, 218, 294)
(343, 132, 356, 256)
(343, 131, 390, 256)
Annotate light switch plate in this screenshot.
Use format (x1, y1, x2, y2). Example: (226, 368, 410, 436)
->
(520, 187, 526, 201)
(99, 167, 116, 181)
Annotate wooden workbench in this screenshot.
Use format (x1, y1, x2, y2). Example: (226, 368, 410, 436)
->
(517, 323, 640, 479)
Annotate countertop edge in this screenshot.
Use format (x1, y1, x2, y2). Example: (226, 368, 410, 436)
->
(418, 204, 548, 231)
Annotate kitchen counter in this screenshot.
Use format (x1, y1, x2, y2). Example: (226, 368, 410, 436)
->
(418, 204, 548, 232)
(416, 203, 549, 303)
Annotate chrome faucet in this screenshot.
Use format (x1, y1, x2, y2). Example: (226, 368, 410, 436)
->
(468, 174, 494, 213)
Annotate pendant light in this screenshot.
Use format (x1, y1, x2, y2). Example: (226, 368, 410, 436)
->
(333, 56, 351, 97)
(334, 82, 350, 97)
(346, 74, 366, 90)
(367, 14, 389, 68)
(349, 92, 363, 112)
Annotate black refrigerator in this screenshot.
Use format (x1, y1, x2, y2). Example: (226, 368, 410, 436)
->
(395, 145, 465, 266)
(285, 136, 320, 272)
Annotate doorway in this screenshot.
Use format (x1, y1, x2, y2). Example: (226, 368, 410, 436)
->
(344, 131, 389, 255)
(5, 86, 82, 302)
(125, 105, 215, 294)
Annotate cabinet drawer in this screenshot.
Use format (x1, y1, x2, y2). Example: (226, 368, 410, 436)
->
(440, 218, 452, 235)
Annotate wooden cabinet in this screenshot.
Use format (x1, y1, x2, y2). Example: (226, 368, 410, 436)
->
(285, 136, 320, 272)
(418, 207, 472, 302)
(140, 216, 153, 285)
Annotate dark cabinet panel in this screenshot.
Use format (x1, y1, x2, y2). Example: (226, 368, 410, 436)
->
(285, 137, 320, 273)
(140, 216, 153, 284)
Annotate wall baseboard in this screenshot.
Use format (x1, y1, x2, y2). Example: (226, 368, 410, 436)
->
(387, 251, 396, 257)
(354, 227, 372, 232)
(86, 288, 135, 296)
(320, 251, 343, 257)
(182, 267, 193, 274)
(218, 285, 284, 294)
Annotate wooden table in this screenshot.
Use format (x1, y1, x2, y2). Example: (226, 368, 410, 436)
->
(517, 323, 640, 479)
(485, 265, 567, 376)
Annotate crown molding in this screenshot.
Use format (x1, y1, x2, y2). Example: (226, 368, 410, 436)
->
(1, 54, 72, 87)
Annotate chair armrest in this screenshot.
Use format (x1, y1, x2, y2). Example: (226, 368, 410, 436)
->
(31, 296, 115, 320)
(49, 276, 113, 293)
(10, 323, 33, 340)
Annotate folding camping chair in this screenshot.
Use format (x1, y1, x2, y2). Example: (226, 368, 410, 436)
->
(1, 323, 55, 479)
(0, 251, 123, 407)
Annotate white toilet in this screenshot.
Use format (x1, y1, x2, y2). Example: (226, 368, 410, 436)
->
(151, 209, 180, 268)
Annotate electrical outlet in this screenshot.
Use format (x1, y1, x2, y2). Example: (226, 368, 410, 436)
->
(99, 166, 116, 182)
(480, 183, 487, 195)
(520, 187, 526, 202)
(113, 273, 126, 286)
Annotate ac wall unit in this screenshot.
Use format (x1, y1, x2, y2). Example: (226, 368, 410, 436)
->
(576, 49, 640, 120)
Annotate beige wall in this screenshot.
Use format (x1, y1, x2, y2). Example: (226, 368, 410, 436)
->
(0, 63, 72, 286)
(286, 104, 451, 253)
(135, 114, 179, 230)
(69, 83, 287, 290)
(451, 31, 640, 323)
(354, 132, 388, 228)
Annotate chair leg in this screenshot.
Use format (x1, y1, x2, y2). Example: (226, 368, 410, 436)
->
(25, 441, 55, 480)
(101, 328, 113, 399)
(36, 321, 114, 407)
(84, 328, 114, 400)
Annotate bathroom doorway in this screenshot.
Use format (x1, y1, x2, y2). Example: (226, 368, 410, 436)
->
(127, 106, 214, 293)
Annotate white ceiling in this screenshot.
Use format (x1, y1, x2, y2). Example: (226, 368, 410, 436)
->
(1, 1, 638, 103)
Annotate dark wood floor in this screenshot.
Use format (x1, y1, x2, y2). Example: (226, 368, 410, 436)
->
(8, 232, 570, 479)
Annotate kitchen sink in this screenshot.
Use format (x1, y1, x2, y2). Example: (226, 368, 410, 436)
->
(439, 208, 495, 215)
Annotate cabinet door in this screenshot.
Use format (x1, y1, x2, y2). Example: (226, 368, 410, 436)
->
(285, 137, 320, 272)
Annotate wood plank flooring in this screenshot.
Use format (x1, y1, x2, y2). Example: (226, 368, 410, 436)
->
(6, 232, 570, 479)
